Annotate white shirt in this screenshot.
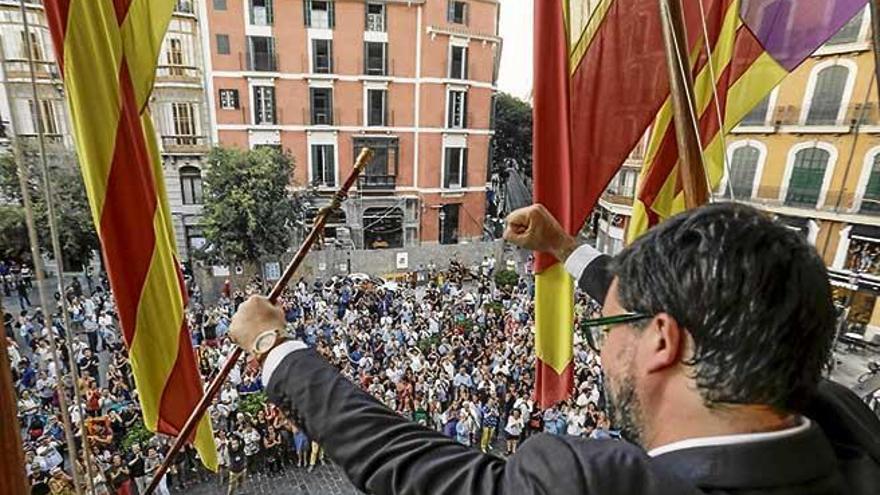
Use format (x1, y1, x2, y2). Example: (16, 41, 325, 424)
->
(647, 417, 812, 457)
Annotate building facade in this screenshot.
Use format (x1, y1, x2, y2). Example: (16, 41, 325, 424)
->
(0, 0, 213, 261)
(200, 0, 500, 249)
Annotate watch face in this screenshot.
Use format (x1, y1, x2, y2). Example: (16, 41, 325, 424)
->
(254, 331, 277, 354)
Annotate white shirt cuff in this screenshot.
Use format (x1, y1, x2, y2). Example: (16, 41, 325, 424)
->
(262, 340, 309, 386)
(564, 244, 604, 280)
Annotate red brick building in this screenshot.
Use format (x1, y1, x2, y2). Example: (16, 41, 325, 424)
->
(201, 0, 501, 248)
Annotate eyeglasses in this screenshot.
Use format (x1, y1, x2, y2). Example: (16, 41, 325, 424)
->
(580, 313, 652, 353)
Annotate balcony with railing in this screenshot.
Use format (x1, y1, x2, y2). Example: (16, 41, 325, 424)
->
(358, 174, 396, 190)
(3, 59, 60, 80)
(246, 50, 277, 72)
(17, 133, 64, 146)
(156, 65, 201, 83)
(161, 135, 209, 154)
(742, 103, 880, 130)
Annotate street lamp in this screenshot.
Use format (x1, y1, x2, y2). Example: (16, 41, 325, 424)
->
(439, 209, 447, 244)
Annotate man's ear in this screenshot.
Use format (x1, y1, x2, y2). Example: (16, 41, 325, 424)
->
(644, 313, 684, 373)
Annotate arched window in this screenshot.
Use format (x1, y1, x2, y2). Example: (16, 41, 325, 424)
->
(179, 166, 203, 205)
(805, 65, 849, 125)
(726, 145, 760, 199)
(861, 153, 880, 214)
(785, 148, 830, 207)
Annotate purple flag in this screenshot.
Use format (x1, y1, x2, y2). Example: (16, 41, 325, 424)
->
(741, 0, 869, 70)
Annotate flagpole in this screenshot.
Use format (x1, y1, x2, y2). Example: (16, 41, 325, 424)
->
(658, 0, 709, 209)
(144, 147, 374, 495)
(18, 0, 95, 492)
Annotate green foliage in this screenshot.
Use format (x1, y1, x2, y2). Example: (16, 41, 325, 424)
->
(485, 301, 504, 317)
(121, 419, 154, 451)
(494, 268, 519, 288)
(417, 334, 441, 354)
(492, 93, 533, 176)
(0, 205, 29, 263)
(0, 147, 99, 269)
(239, 391, 267, 417)
(199, 147, 308, 265)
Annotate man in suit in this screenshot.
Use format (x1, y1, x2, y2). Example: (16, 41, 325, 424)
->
(229, 203, 880, 494)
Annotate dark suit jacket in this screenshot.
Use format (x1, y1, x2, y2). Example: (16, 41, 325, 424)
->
(266, 254, 880, 494)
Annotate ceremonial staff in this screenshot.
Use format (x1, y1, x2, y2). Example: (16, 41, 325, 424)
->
(145, 147, 374, 494)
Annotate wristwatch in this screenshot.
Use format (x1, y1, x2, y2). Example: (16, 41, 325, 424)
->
(252, 329, 280, 356)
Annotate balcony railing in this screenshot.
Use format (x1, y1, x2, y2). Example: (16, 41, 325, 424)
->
(246, 51, 277, 72)
(759, 103, 880, 128)
(174, 0, 194, 14)
(161, 135, 209, 153)
(4, 59, 60, 79)
(156, 65, 200, 80)
(359, 174, 396, 190)
(17, 133, 65, 146)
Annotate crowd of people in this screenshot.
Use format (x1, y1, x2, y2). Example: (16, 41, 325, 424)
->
(6, 257, 614, 495)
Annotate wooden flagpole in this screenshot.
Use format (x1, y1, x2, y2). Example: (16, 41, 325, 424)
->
(871, 1, 880, 103)
(144, 147, 374, 495)
(658, 0, 710, 209)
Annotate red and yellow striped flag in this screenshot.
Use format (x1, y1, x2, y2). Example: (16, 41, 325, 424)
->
(628, 0, 869, 241)
(45, 0, 217, 469)
(533, 0, 671, 407)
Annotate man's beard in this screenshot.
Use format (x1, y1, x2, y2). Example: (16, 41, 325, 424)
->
(603, 363, 645, 447)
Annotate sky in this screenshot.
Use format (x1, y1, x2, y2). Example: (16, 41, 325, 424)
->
(497, 0, 534, 101)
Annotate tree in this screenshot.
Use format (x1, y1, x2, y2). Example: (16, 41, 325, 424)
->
(199, 146, 307, 266)
(492, 93, 533, 176)
(0, 146, 100, 269)
(0, 205, 28, 263)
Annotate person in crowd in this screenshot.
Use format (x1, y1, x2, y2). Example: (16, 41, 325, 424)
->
(226, 435, 246, 495)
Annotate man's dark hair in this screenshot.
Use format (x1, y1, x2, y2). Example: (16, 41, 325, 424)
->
(609, 203, 834, 411)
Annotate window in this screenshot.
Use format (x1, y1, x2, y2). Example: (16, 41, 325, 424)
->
(310, 88, 333, 125)
(29, 100, 58, 135)
(366, 3, 386, 32)
(449, 45, 468, 79)
(443, 147, 468, 189)
(726, 145, 760, 199)
(305, 0, 335, 29)
(247, 36, 276, 71)
(806, 65, 849, 125)
(439, 204, 460, 245)
(249, 0, 273, 25)
(827, 8, 864, 45)
(312, 39, 333, 73)
(608, 168, 637, 197)
(172, 102, 196, 142)
(216, 34, 230, 55)
(364, 42, 387, 76)
(367, 89, 386, 126)
(364, 207, 403, 249)
(354, 137, 398, 189)
(180, 166, 203, 205)
(447, 90, 467, 129)
(741, 94, 770, 126)
(253, 86, 276, 125)
(167, 38, 184, 75)
(862, 154, 880, 213)
(447, 1, 468, 24)
(213, 0, 227, 10)
(219, 89, 239, 110)
(19, 31, 42, 60)
(311, 144, 336, 187)
(785, 148, 830, 207)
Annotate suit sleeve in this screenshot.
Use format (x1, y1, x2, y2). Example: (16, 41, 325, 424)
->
(564, 244, 614, 304)
(265, 349, 675, 495)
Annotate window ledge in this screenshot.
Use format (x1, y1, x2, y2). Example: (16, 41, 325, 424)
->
(441, 190, 466, 198)
(730, 125, 775, 134)
(777, 125, 851, 134)
(814, 41, 871, 57)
